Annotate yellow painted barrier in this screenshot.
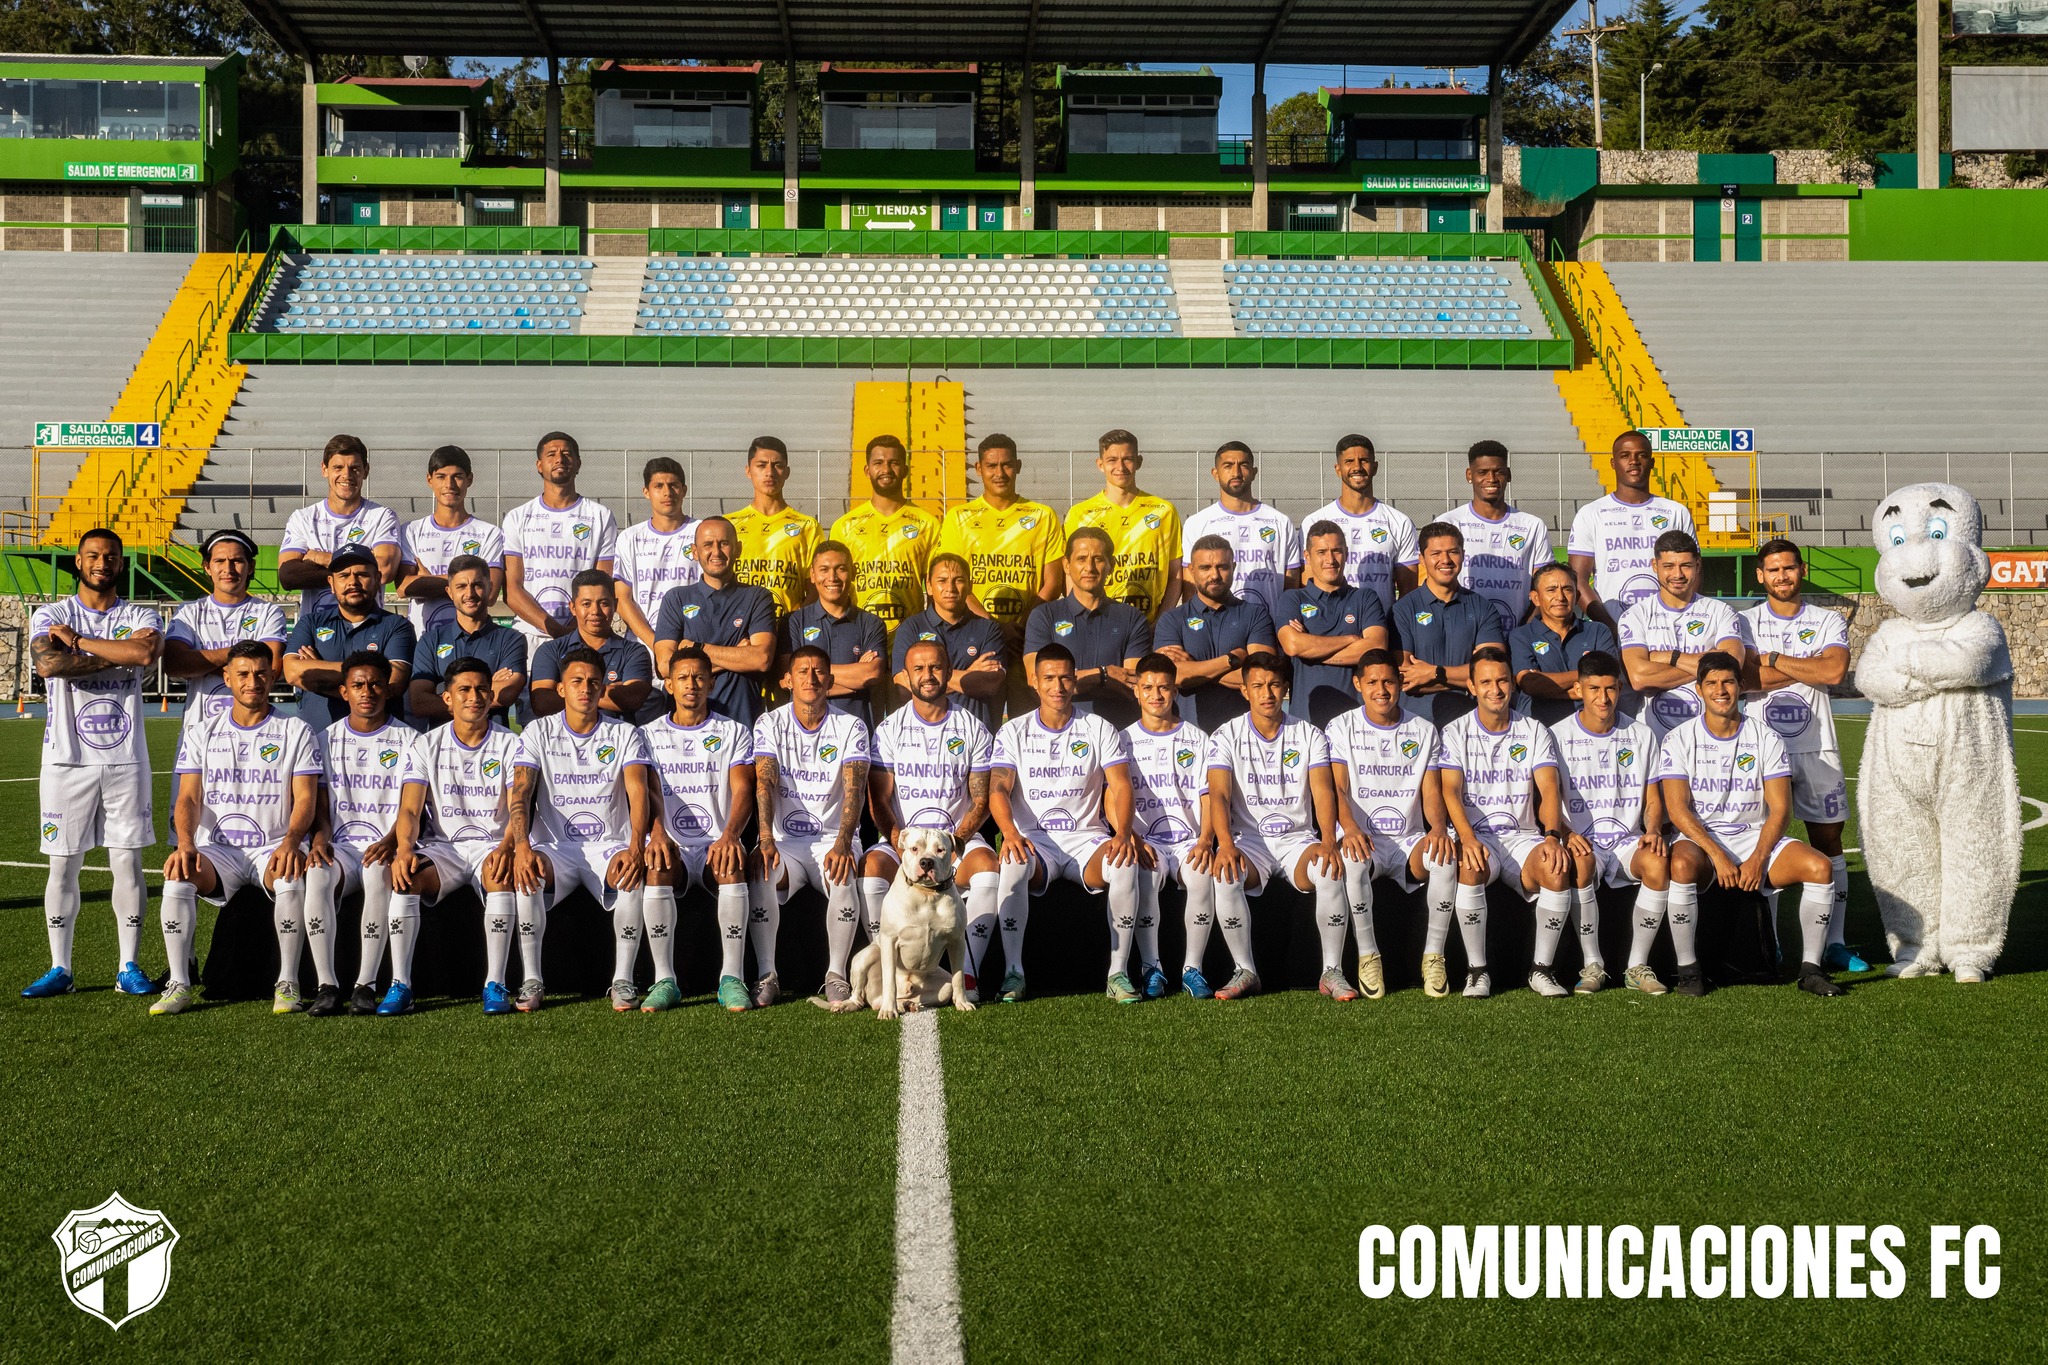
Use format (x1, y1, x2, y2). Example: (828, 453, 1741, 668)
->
(850, 379, 966, 514)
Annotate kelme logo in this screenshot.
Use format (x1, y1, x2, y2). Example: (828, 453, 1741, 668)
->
(1508, 742, 1529, 762)
(946, 736, 966, 755)
(1736, 752, 1756, 773)
(1069, 739, 1091, 758)
(260, 743, 281, 762)
(1400, 738, 1420, 760)
(52, 1192, 179, 1329)
(596, 745, 617, 764)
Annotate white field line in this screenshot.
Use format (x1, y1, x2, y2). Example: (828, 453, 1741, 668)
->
(0, 859, 163, 876)
(892, 1010, 965, 1365)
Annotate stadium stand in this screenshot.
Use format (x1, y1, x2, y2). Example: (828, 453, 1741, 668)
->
(255, 254, 595, 332)
(1224, 259, 1535, 338)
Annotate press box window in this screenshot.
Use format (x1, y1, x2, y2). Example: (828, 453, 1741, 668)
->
(0, 78, 202, 141)
(325, 107, 466, 159)
(1066, 94, 1218, 156)
(821, 92, 972, 152)
(595, 89, 751, 148)
(1351, 117, 1478, 162)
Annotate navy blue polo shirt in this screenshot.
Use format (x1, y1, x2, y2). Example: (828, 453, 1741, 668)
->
(287, 604, 417, 731)
(1278, 580, 1390, 726)
(655, 578, 777, 725)
(412, 618, 527, 691)
(779, 600, 888, 729)
(1153, 592, 1279, 732)
(892, 606, 1009, 732)
(1023, 593, 1154, 728)
(1391, 582, 1505, 726)
(1509, 614, 1619, 726)
(532, 631, 652, 693)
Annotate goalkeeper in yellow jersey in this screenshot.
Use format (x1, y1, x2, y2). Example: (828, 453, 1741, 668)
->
(830, 434, 940, 636)
(938, 434, 1067, 649)
(1063, 428, 1182, 621)
(726, 436, 823, 618)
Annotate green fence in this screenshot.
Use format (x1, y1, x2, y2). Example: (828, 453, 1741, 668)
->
(275, 224, 584, 254)
(647, 228, 1171, 257)
(228, 330, 1570, 368)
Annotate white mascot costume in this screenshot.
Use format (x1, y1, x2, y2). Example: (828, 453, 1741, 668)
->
(1855, 483, 2021, 982)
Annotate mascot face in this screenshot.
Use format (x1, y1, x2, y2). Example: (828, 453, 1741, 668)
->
(1871, 482, 1988, 625)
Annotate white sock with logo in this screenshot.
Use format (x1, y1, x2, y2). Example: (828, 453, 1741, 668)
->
(160, 880, 199, 987)
(303, 861, 341, 989)
(1628, 886, 1669, 969)
(1827, 855, 1849, 949)
(1099, 858, 1137, 978)
(1667, 880, 1700, 968)
(859, 876, 891, 942)
(1455, 882, 1489, 970)
(1800, 881, 1836, 966)
(1532, 887, 1571, 969)
(271, 877, 306, 989)
(388, 892, 422, 986)
(1133, 868, 1162, 975)
(1342, 856, 1379, 957)
(1179, 868, 1214, 976)
(1423, 854, 1456, 955)
(110, 847, 146, 969)
(964, 871, 1000, 983)
(642, 884, 678, 982)
(484, 890, 516, 987)
(611, 886, 644, 984)
(43, 853, 82, 973)
(996, 856, 1032, 979)
(748, 877, 780, 979)
(716, 881, 750, 979)
(1212, 874, 1257, 974)
(516, 887, 548, 985)
(1573, 883, 1603, 969)
(825, 878, 860, 980)
(1309, 859, 1347, 973)
(353, 862, 390, 989)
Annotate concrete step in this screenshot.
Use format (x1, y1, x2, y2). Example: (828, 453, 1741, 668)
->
(580, 257, 646, 336)
(1168, 259, 1235, 338)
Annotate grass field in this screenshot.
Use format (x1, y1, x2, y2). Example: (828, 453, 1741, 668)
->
(2, 715, 2044, 1361)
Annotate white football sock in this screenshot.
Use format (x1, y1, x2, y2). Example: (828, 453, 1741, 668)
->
(1628, 886, 1669, 969)
(1667, 880, 1699, 968)
(748, 877, 780, 978)
(1573, 883, 1603, 968)
(353, 862, 390, 988)
(1827, 855, 1849, 948)
(43, 853, 82, 973)
(825, 877, 860, 979)
(271, 877, 306, 988)
(642, 884, 678, 981)
(611, 886, 644, 983)
(303, 861, 341, 989)
(716, 881, 749, 979)
(110, 847, 146, 969)
(1423, 854, 1456, 955)
(483, 890, 516, 987)
(963, 871, 1000, 982)
(995, 856, 1032, 978)
(1799, 881, 1835, 965)
(1532, 887, 1571, 968)
(1179, 868, 1214, 975)
(1212, 874, 1256, 973)
(1342, 856, 1379, 957)
(515, 886, 547, 984)
(1309, 858, 1347, 973)
(1133, 867, 1161, 974)
(1104, 859, 1140, 977)
(1455, 881, 1488, 970)
(160, 880, 199, 987)
(1765, 888, 1782, 952)
(859, 876, 891, 941)
(387, 892, 422, 986)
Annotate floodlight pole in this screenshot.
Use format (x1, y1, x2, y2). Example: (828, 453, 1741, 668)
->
(301, 57, 318, 226)
(543, 55, 561, 228)
(1251, 63, 1269, 230)
(1639, 63, 1661, 151)
(1918, 0, 1940, 188)
(1018, 68, 1036, 228)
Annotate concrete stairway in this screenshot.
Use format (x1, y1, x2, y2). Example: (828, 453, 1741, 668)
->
(1167, 260, 1234, 337)
(581, 257, 646, 336)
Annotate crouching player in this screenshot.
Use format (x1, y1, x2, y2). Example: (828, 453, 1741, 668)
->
(1550, 650, 1670, 996)
(1655, 651, 1846, 998)
(151, 642, 323, 1015)
(751, 646, 869, 1008)
(507, 646, 656, 1012)
(1124, 653, 1217, 1000)
(1325, 649, 1459, 1000)
(641, 646, 756, 1013)
(1434, 646, 1574, 999)
(311, 652, 422, 1016)
(390, 657, 526, 1014)
(865, 640, 999, 1002)
(1205, 654, 1346, 1001)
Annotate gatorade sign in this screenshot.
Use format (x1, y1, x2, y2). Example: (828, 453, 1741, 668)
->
(1987, 551, 2048, 590)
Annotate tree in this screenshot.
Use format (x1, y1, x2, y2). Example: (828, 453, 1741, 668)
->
(1264, 90, 1328, 163)
(1601, 0, 1690, 149)
(1499, 36, 1593, 148)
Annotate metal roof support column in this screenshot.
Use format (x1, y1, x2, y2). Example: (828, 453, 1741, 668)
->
(1486, 63, 1504, 231)
(783, 65, 801, 228)
(544, 55, 561, 228)
(301, 58, 318, 226)
(1251, 62, 1268, 230)
(1917, 0, 1939, 189)
(1018, 70, 1036, 229)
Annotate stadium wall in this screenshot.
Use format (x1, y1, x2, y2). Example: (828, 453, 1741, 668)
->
(1847, 188, 2048, 260)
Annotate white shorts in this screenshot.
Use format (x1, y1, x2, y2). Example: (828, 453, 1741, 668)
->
(39, 762, 154, 857)
(1020, 826, 1113, 893)
(1787, 750, 1848, 825)
(1356, 829, 1432, 891)
(417, 837, 500, 905)
(766, 835, 864, 904)
(193, 838, 294, 905)
(665, 840, 754, 895)
(1687, 824, 1796, 869)
(1475, 826, 1549, 901)
(870, 832, 995, 872)
(1589, 833, 1650, 890)
(1147, 843, 1201, 888)
(535, 839, 630, 910)
(1233, 825, 1323, 894)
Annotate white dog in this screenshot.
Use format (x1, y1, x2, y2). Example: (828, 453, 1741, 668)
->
(832, 829, 976, 1019)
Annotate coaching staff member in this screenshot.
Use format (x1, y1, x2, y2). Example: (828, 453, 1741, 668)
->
(1391, 521, 1504, 726)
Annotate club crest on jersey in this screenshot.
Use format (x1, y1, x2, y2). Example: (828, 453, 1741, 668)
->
(1053, 620, 1074, 637)
(462, 539, 481, 555)
(1370, 527, 1389, 544)
(1508, 533, 1527, 550)
(1280, 748, 1301, 768)
(1298, 603, 1319, 619)
(1533, 640, 1552, 655)
(1143, 513, 1161, 530)
(1736, 752, 1756, 772)
(1069, 739, 1091, 758)
(1185, 616, 1205, 631)
(820, 743, 839, 763)
(802, 626, 822, 643)
(315, 627, 336, 642)
(596, 745, 617, 764)
(1509, 742, 1529, 763)
(919, 631, 938, 642)
(1651, 514, 1671, 530)
(482, 758, 503, 777)
(377, 749, 399, 769)
(111, 625, 132, 640)
(572, 523, 591, 541)
(1400, 738, 1421, 759)
(345, 526, 367, 543)
(946, 736, 966, 755)
(51, 1192, 180, 1329)
(1019, 515, 1037, 529)
(783, 523, 803, 538)
(1617, 748, 1636, 767)
(1685, 619, 1705, 637)
(1175, 747, 1195, 769)
(436, 643, 455, 659)
(681, 603, 702, 619)
(239, 615, 257, 632)
(1797, 627, 1817, 644)
(901, 526, 919, 541)
(1258, 525, 1276, 543)
(1414, 610, 1434, 626)
(259, 743, 280, 762)
(702, 734, 724, 753)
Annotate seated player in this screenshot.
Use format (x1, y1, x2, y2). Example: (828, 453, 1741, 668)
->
(864, 640, 1001, 1003)
(151, 642, 324, 1016)
(505, 646, 657, 1013)
(1123, 653, 1219, 1000)
(1655, 651, 1847, 998)
(1325, 649, 1459, 1000)
(988, 643, 1144, 1004)
(1204, 654, 1345, 1001)
(641, 646, 757, 1014)
(390, 657, 527, 1015)
(1434, 646, 1575, 999)
(1549, 650, 1670, 996)
(750, 646, 870, 1009)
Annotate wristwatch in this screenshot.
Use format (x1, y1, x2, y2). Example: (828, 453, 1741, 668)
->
(1766, 651, 1780, 669)
(1434, 664, 1448, 688)
(1667, 648, 1681, 666)
(1545, 829, 1567, 843)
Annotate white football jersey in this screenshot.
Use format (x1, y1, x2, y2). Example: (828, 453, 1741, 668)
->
(1207, 714, 1330, 842)
(321, 717, 417, 848)
(501, 495, 620, 638)
(1181, 502, 1302, 621)
(281, 499, 401, 613)
(1439, 502, 1552, 635)
(1654, 713, 1789, 840)
(1567, 493, 1695, 621)
(515, 712, 650, 847)
(401, 721, 521, 844)
(398, 515, 505, 633)
(1325, 709, 1441, 840)
(754, 704, 869, 843)
(1300, 499, 1419, 611)
(173, 707, 322, 849)
(33, 596, 161, 768)
(992, 710, 1130, 838)
(1122, 719, 1209, 852)
(1618, 594, 1745, 734)
(1740, 600, 1848, 757)
(1436, 710, 1559, 836)
(642, 712, 752, 846)
(166, 595, 288, 735)
(874, 703, 992, 832)
(612, 519, 703, 627)
(1551, 713, 1658, 850)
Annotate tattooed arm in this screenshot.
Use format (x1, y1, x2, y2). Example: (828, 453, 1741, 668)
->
(754, 753, 782, 875)
(824, 758, 868, 884)
(32, 625, 161, 679)
(504, 764, 546, 893)
(954, 769, 991, 848)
